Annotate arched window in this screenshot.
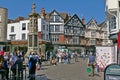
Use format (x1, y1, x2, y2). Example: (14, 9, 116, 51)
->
(109, 16, 116, 30)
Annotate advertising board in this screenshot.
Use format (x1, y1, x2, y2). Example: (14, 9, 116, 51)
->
(96, 46, 117, 70)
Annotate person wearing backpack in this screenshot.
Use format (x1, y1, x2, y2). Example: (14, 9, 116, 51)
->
(87, 52, 95, 77)
(28, 55, 37, 80)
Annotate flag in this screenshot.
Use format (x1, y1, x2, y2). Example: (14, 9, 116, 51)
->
(117, 32, 120, 64)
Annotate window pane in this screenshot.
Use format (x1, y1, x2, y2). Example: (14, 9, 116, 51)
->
(11, 26, 14, 32)
(50, 16, 54, 22)
(28, 23, 29, 30)
(55, 15, 60, 22)
(42, 25, 45, 30)
(29, 35, 32, 47)
(46, 25, 49, 31)
(50, 25, 54, 32)
(9, 35, 15, 40)
(55, 25, 60, 32)
(22, 34, 26, 40)
(34, 35, 37, 47)
(109, 16, 116, 30)
(22, 23, 26, 30)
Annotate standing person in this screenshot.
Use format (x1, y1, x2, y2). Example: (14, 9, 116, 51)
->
(82, 51, 85, 60)
(67, 51, 71, 64)
(11, 52, 18, 79)
(39, 52, 44, 69)
(87, 52, 95, 77)
(50, 50, 53, 64)
(63, 51, 68, 64)
(1, 57, 9, 80)
(46, 51, 50, 61)
(0, 49, 5, 56)
(29, 52, 33, 60)
(28, 55, 37, 80)
(74, 51, 78, 62)
(15, 56, 23, 80)
(56, 50, 60, 63)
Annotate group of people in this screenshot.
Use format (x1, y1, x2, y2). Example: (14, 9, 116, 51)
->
(0, 50, 25, 80)
(47, 50, 79, 66)
(0, 48, 99, 80)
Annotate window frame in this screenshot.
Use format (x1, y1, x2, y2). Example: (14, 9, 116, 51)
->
(22, 23, 26, 30)
(11, 26, 14, 32)
(22, 33, 26, 40)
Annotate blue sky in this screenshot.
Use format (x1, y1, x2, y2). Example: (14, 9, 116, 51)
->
(0, 0, 105, 24)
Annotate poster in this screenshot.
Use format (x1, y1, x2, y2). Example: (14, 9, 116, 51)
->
(96, 46, 116, 70)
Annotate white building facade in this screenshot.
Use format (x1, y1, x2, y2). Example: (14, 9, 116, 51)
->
(7, 18, 49, 42)
(106, 0, 120, 40)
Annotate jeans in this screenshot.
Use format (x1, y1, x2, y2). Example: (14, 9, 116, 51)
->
(64, 59, 67, 64)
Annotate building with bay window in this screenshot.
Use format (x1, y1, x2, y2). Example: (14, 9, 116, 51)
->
(105, 0, 120, 43)
(85, 19, 112, 51)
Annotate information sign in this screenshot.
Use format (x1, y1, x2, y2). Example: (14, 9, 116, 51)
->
(104, 64, 120, 80)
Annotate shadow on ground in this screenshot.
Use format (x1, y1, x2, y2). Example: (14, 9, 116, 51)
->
(37, 74, 51, 80)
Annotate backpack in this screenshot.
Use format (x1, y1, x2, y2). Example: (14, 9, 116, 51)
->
(2, 61, 5, 68)
(2, 61, 7, 68)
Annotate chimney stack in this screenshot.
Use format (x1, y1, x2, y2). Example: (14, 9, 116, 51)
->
(82, 17, 85, 24)
(40, 8, 45, 18)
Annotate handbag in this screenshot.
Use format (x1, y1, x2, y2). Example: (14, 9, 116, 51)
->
(86, 67, 92, 73)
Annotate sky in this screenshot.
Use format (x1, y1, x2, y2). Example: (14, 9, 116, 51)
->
(0, 0, 106, 24)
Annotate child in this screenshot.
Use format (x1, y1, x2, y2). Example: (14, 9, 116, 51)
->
(51, 57, 57, 66)
(94, 62, 99, 73)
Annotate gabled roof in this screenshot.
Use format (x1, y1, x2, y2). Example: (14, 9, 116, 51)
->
(99, 21, 106, 27)
(86, 18, 98, 29)
(49, 9, 69, 21)
(99, 21, 107, 31)
(64, 14, 84, 27)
